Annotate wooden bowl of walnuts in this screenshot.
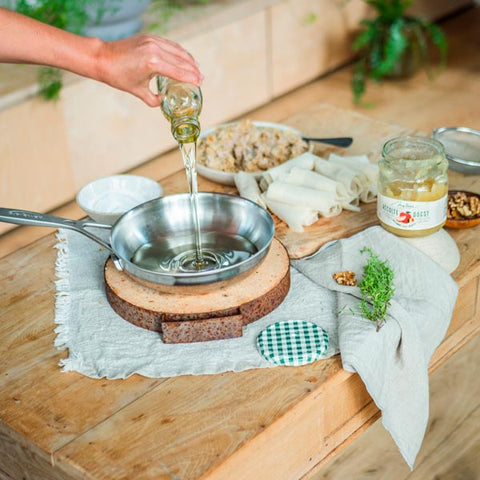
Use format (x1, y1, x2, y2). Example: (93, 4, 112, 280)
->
(446, 190, 480, 229)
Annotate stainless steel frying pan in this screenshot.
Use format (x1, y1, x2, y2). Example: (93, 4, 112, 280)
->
(0, 193, 275, 286)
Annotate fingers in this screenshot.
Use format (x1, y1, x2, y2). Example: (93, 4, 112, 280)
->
(146, 36, 203, 86)
(155, 37, 196, 64)
(95, 34, 204, 107)
(153, 57, 203, 86)
(141, 89, 161, 108)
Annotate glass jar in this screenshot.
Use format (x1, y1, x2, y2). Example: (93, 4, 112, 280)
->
(157, 76, 203, 144)
(377, 136, 448, 237)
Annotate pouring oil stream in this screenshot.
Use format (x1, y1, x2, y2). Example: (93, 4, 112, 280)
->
(158, 77, 208, 271)
(179, 139, 205, 268)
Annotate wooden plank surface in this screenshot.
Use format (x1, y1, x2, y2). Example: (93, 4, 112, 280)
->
(306, 329, 480, 480)
(1, 100, 480, 480)
(2, 7, 480, 478)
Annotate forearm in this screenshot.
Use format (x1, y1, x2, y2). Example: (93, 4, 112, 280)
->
(0, 7, 202, 106)
(0, 7, 103, 80)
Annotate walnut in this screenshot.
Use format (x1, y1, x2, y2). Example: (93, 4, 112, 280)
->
(447, 191, 480, 220)
(469, 195, 480, 215)
(333, 271, 357, 286)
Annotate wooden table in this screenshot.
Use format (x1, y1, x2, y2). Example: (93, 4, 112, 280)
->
(1, 105, 480, 480)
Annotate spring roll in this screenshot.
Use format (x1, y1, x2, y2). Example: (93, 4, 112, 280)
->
(313, 158, 363, 198)
(281, 167, 360, 211)
(234, 172, 266, 208)
(262, 152, 316, 184)
(328, 153, 379, 202)
(282, 167, 347, 197)
(328, 153, 378, 184)
(359, 185, 378, 203)
(265, 182, 342, 218)
(263, 196, 318, 232)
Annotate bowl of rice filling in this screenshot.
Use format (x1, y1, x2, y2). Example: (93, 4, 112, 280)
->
(196, 120, 310, 185)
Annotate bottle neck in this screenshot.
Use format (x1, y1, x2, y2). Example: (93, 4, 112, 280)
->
(171, 116, 200, 144)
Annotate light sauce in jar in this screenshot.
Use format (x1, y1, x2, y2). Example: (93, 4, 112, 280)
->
(377, 136, 448, 237)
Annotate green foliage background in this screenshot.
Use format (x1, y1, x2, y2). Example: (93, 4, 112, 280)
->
(352, 0, 447, 105)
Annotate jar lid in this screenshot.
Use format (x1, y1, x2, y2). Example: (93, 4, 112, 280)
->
(432, 127, 480, 174)
(257, 320, 329, 366)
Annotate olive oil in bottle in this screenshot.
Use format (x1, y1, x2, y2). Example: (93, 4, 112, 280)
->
(157, 77, 202, 144)
(157, 77, 206, 270)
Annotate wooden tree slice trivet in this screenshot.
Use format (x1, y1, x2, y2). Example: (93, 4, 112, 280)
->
(104, 238, 290, 344)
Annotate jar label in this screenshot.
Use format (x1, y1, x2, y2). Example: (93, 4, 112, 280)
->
(377, 194, 447, 230)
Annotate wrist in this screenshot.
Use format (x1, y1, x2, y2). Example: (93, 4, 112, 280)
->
(80, 36, 107, 83)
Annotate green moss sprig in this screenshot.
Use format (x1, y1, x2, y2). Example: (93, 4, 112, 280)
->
(358, 247, 395, 331)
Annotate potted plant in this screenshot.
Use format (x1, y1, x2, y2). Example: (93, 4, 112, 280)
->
(351, 0, 447, 105)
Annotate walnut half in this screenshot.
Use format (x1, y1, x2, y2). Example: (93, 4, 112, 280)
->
(333, 271, 357, 286)
(447, 191, 480, 220)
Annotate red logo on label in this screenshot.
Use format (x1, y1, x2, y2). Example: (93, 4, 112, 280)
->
(396, 211, 414, 224)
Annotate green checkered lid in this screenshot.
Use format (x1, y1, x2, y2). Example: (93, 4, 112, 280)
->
(257, 320, 329, 366)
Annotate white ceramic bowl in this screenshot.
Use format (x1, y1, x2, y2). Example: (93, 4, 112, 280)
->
(76, 174, 163, 225)
(196, 121, 309, 186)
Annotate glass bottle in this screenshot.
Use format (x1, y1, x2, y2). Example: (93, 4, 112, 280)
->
(156, 76, 206, 269)
(157, 76, 202, 144)
(377, 136, 449, 237)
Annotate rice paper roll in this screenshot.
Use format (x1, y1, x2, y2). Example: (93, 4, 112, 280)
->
(313, 158, 363, 198)
(281, 167, 349, 199)
(265, 182, 342, 218)
(262, 152, 316, 184)
(263, 196, 318, 233)
(358, 184, 378, 203)
(328, 153, 379, 203)
(340, 199, 361, 212)
(328, 153, 379, 185)
(234, 172, 266, 208)
(271, 168, 360, 212)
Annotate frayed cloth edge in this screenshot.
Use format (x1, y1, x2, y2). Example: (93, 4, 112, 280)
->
(53, 229, 74, 371)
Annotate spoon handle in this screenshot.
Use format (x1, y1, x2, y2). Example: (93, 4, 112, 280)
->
(302, 137, 353, 147)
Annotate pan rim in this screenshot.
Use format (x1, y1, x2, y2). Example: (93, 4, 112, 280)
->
(110, 192, 275, 285)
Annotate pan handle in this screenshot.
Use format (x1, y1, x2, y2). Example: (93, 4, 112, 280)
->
(0, 207, 113, 253)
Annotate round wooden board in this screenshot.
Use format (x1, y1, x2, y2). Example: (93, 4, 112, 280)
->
(104, 238, 290, 343)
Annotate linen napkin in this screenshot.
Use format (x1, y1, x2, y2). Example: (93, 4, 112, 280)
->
(53, 228, 337, 378)
(54, 225, 457, 468)
(291, 226, 458, 468)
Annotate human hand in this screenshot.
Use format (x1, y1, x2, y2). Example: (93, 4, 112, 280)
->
(95, 34, 203, 107)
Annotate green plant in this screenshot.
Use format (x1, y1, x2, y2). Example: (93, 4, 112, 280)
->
(351, 0, 447, 105)
(12, 0, 102, 100)
(13, 0, 92, 33)
(148, 0, 210, 32)
(358, 247, 395, 331)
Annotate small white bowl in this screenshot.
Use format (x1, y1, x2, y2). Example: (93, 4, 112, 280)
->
(76, 174, 163, 225)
